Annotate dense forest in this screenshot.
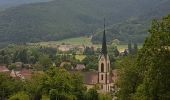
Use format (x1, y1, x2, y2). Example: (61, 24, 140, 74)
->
(0, 0, 169, 44)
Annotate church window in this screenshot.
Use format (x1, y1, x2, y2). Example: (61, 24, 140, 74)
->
(101, 63, 104, 72)
(108, 63, 110, 71)
(101, 74, 103, 80)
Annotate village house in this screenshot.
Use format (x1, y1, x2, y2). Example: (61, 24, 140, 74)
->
(75, 45, 86, 54)
(58, 45, 74, 52)
(10, 69, 32, 80)
(0, 66, 10, 74)
(75, 64, 86, 71)
(60, 62, 72, 67)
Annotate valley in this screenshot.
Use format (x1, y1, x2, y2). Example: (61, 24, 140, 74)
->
(0, 0, 169, 45)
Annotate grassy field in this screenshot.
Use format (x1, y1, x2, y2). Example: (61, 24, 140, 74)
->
(75, 55, 86, 61)
(36, 37, 93, 46)
(31, 36, 143, 52)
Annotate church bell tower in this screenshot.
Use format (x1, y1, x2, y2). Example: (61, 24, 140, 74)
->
(98, 19, 111, 92)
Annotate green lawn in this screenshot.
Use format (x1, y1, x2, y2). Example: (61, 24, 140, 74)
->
(30, 36, 143, 52)
(37, 37, 93, 46)
(117, 44, 143, 52)
(75, 55, 86, 61)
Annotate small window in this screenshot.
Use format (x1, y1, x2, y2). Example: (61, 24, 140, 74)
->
(101, 63, 104, 72)
(101, 74, 103, 80)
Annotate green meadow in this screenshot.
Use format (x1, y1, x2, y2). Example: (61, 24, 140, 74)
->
(31, 36, 143, 52)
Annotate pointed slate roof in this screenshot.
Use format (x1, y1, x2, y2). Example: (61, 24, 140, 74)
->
(101, 19, 107, 56)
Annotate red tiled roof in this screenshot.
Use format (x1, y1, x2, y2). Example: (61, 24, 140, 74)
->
(0, 66, 9, 72)
(70, 70, 114, 85)
(82, 71, 98, 85)
(20, 69, 32, 79)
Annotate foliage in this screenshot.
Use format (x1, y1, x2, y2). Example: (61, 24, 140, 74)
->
(86, 88, 99, 100)
(0, 73, 23, 99)
(133, 14, 170, 100)
(82, 55, 98, 70)
(42, 67, 86, 100)
(9, 92, 29, 100)
(24, 73, 45, 100)
(38, 55, 52, 70)
(63, 63, 72, 70)
(117, 15, 170, 100)
(116, 56, 139, 100)
(84, 47, 95, 55)
(108, 44, 120, 57)
(0, 0, 170, 44)
(99, 93, 112, 100)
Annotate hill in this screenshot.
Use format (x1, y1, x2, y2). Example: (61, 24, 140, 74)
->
(0, 0, 51, 10)
(0, 0, 169, 44)
(92, 0, 170, 43)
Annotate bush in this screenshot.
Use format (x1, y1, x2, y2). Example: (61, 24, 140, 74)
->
(9, 92, 29, 100)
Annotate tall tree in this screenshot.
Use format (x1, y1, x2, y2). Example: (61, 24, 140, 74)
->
(24, 73, 45, 100)
(117, 56, 139, 100)
(133, 43, 138, 54)
(128, 41, 132, 54)
(117, 15, 170, 100)
(134, 15, 170, 100)
(43, 67, 86, 100)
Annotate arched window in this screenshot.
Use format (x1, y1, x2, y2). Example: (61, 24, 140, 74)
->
(101, 74, 103, 80)
(101, 63, 104, 72)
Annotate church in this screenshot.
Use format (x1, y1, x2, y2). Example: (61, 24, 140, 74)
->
(83, 23, 116, 93)
(98, 23, 112, 92)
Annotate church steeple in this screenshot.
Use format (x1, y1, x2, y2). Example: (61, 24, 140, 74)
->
(101, 19, 107, 56)
(98, 19, 111, 93)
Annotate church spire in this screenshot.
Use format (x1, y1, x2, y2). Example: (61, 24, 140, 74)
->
(101, 18, 107, 55)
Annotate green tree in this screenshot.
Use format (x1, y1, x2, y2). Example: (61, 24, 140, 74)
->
(71, 73, 87, 100)
(82, 55, 98, 70)
(134, 15, 170, 100)
(24, 73, 45, 100)
(128, 42, 132, 54)
(99, 93, 112, 100)
(8, 64, 16, 70)
(0, 73, 23, 99)
(38, 55, 52, 70)
(117, 15, 170, 100)
(133, 43, 138, 54)
(86, 88, 99, 100)
(43, 67, 77, 100)
(117, 56, 139, 100)
(63, 63, 72, 70)
(9, 92, 29, 100)
(114, 47, 120, 57)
